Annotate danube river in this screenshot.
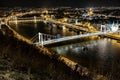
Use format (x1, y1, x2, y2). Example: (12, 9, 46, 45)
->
(9, 21, 120, 79)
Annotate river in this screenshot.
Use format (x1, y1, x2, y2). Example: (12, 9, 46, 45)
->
(9, 21, 120, 79)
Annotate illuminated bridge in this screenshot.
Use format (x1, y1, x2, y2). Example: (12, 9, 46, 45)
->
(31, 31, 117, 46)
(8, 16, 90, 32)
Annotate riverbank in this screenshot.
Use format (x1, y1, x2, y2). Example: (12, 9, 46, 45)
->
(103, 33, 120, 40)
(0, 24, 94, 80)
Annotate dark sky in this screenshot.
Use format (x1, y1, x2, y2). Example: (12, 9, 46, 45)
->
(0, 0, 120, 8)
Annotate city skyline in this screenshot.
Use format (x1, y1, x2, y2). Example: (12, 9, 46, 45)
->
(0, 0, 120, 8)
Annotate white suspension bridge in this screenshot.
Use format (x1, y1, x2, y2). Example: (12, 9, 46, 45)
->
(31, 32, 107, 46)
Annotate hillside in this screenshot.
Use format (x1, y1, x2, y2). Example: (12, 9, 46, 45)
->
(0, 24, 92, 80)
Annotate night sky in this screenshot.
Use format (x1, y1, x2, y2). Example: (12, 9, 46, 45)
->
(0, 0, 120, 7)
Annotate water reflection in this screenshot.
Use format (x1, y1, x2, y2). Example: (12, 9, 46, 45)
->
(53, 38, 120, 78)
(9, 21, 77, 39)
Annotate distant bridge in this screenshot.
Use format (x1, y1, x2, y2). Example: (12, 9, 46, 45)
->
(8, 16, 90, 32)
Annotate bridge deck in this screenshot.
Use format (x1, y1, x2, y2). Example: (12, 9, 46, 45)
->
(34, 31, 112, 46)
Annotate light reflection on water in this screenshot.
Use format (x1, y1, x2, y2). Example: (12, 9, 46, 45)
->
(53, 38, 120, 77)
(9, 21, 77, 39)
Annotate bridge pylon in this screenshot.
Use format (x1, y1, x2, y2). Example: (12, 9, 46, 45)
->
(100, 24, 107, 32)
(75, 19, 78, 25)
(38, 32, 43, 47)
(31, 32, 57, 47)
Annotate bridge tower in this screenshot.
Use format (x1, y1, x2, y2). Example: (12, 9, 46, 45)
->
(100, 24, 106, 32)
(38, 32, 43, 46)
(75, 19, 78, 25)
